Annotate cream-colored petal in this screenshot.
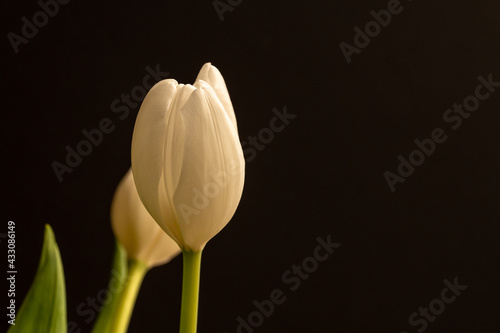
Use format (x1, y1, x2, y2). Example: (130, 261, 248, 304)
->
(195, 63, 238, 131)
(168, 84, 245, 251)
(111, 169, 181, 267)
(131, 79, 179, 233)
(157, 84, 197, 247)
(140, 226, 181, 267)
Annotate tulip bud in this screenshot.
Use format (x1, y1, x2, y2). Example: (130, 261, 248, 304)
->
(131, 62, 245, 252)
(111, 168, 180, 267)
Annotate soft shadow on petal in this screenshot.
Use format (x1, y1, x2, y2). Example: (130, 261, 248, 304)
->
(160, 84, 197, 247)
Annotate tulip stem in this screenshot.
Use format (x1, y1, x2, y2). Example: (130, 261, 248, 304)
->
(180, 250, 202, 333)
(109, 259, 147, 333)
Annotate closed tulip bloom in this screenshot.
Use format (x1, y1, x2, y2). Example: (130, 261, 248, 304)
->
(111, 168, 181, 268)
(131, 62, 245, 252)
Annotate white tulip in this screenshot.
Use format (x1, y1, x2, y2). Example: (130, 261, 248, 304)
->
(131, 62, 245, 252)
(111, 168, 181, 267)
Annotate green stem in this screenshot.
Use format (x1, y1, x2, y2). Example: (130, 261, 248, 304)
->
(91, 241, 128, 333)
(109, 259, 147, 333)
(179, 251, 202, 333)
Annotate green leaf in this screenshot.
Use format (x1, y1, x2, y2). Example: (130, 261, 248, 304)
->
(91, 241, 128, 333)
(8, 224, 66, 333)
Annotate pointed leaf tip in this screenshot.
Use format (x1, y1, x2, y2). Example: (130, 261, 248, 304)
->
(8, 224, 66, 333)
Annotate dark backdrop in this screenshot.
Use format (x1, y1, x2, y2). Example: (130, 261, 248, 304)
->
(3, 0, 500, 332)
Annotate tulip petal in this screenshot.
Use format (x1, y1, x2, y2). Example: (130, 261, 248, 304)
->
(168, 84, 245, 251)
(132, 79, 179, 234)
(141, 227, 180, 267)
(159, 84, 197, 246)
(195, 63, 238, 131)
(111, 169, 180, 267)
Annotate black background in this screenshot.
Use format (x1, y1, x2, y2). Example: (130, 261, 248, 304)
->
(3, 0, 500, 332)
